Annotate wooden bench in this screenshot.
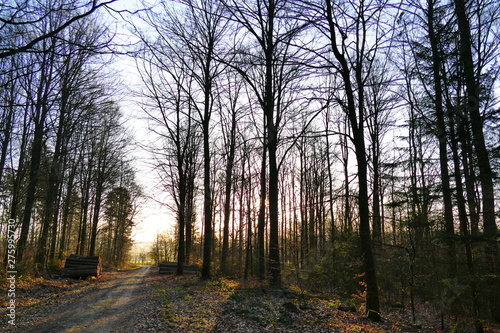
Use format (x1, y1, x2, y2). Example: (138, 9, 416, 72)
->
(158, 261, 199, 275)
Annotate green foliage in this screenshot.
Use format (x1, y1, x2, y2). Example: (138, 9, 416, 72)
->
(435, 278, 469, 312)
(284, 231, 361, 299)
(99, 187, 136, 268)
(207, 278, 238, 292)
(449, 319, 485, 333)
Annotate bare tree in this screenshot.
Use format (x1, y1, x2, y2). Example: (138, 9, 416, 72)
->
(221, 0, 309, 285)
(136, 0, 228, 278)
(16, 34, 59, 262)
(33, 17, 113, 266)
(0, 0, 117, 58)
(311, 0, 391, 321)
(138, 50, 201, 275)
(219, 71, 245, 275)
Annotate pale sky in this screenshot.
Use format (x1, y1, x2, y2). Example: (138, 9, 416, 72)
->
(105, 0, 174, 244)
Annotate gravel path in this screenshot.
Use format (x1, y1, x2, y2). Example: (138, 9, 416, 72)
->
(2, 266, 165, 333)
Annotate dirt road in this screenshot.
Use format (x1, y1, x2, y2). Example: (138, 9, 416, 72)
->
(6, 266, 157, 333)
(5, 267, 498, 332)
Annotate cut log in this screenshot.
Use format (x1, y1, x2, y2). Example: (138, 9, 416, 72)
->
(65, 255, 99, 264)
(66, 254, 100, 262)
(65, 258, 99, 264)
(62, 254, 102, 279)
(61, 268, 102, 278)
(68, 254, 99, 259)
(63, 263, 99, 269)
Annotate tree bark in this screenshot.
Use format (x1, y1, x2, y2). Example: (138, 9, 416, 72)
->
(58, 156, 78, 260)
(257, 135, 267, 280)
(221, 108, 237, 275)
(325, 0, 380, 320)
(89, 173, 104, 257)
(36, 89, 69, 265)
(453, 0, 498, 321)
(201, 118, 213, 279)
(264, 0, 281, 286)
(17, 44, 55, 262)
(453, 0, 497, 238)
(427, 0, 456, 277)
(0, 78, 15, 186)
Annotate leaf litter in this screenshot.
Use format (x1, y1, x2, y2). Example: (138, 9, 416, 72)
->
(2, 268, 500, 332)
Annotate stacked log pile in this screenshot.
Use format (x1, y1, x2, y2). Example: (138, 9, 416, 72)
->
(158, 262, 199, 275)
(61, 254, 102, 278)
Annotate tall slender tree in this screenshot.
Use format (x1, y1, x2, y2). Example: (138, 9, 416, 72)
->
(221, 0, 309, 285)
(319, 0, 386, 320)
(137, 0, 228, 279)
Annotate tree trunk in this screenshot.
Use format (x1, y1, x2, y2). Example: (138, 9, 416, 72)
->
(18, 122, 44, 262)
(17, 47, 55, 262)
(340, 119, 351, 232)
(176, 154, 186, 275)
(243, 144, 254, 279)
(77, 156, 93, 256)
(454, 0, 498, 321)
(185, 172, 195, 265)
(36, 100, 67, 266)
(221, 110, 237, 275)
(325, 0, 380, 320)
(8, 104, 30, 229)
(325, 110, 336, 242)
(59, 158, 78, 260)
(453, 0, 497, 238)
(49, 176, 64, 260)
(201, 117, 213, 280)
(356, 145, 381, 321)
(0, 83, 14, 186)
(267, 117, 281, 286)
(371, 138, 382, 242)
(427, 0, 456, 276)
(462, 133, 480, 235)
(257, 132, 267, 280)
(89, 176, 103, 257)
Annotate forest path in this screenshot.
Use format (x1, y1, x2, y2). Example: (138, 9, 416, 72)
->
(5, 266, 499, 332)
(14, 266, 154, 333)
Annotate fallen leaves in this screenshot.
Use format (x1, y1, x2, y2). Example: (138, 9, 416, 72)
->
(153, 275, 452, 332)
(3, 269, 500, 333)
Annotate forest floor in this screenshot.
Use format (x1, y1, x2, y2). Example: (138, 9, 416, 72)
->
(1, 265, 499, 332)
